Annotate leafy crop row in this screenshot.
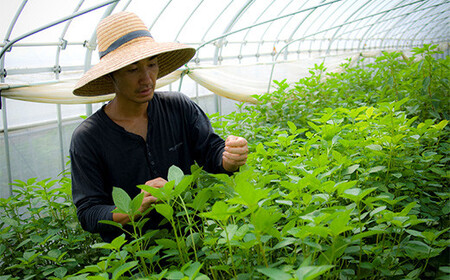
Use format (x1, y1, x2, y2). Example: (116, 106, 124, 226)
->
(0, 44, 448, 279)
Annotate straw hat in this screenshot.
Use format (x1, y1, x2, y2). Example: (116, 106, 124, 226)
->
(73, 12, 196, 96)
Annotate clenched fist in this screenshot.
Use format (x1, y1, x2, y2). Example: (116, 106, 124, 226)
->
(222, 135, 248, 172)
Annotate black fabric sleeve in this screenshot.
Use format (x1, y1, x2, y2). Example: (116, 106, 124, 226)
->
(180, 94, 229, 174)
(70, 122, 119, 238)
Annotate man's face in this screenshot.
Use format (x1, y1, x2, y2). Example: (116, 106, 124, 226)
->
(111, 56, 159, 104)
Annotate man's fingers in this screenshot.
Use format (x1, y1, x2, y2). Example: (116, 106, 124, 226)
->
(225, 135, 248, 147)
(225, 145, 248, 155)
(223, 151, 247, 161)
(145, 177, 168, 189)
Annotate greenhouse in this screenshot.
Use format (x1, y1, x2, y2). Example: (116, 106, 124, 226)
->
(0, 0, 449, 279)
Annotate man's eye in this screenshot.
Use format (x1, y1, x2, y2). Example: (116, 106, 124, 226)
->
(127, 68, 137, 72)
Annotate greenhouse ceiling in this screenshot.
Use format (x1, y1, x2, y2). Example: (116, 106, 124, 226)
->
(1, 0, 449, 83)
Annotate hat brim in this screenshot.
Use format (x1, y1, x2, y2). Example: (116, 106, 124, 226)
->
(73, 38, 196, 96)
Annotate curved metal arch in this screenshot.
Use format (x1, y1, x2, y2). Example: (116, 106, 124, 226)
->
(306, 0, 346, 55)
(335, 2, 439, 50)
(384, 4, 432, 49)
(369, 7, 448, 49)
(392, 9, 446, 49)
(238, 0, 277, 62)
(195, 2, 341, 54)
(266, 0, 440, 92)
(1, 0, 28, 76)
(174, 0, 205, 41)
(410, 15, 449, 43)
(408, 5, 449, 43)
(200, 0, 235, 42)
(121, 0, 133, 11)
(55, 0, 85, 80)
(54, 0, 86, 176)
(316, 0, 367, 55)
(371, 1, 429, 49)
(149, 0, 173, 31)
(255, 0, 300, 59)
(272, 1, 305, 41)
(214, 0, 256, 65)
(363, 0, 411, 50)
(81, 0, 119, 117)
(428, 16, 450, 39)
(0, 0, 120, 60)
(193, 0, 235, 64)
(0, 0, 27, 192)
(327, 0, 387, 53)
(338, 0, 390, 42)
(355, 0, 408, 51)
(337, 5, 427, 40)
(340, 0, 374, 52)
(284, 0, 343, 60)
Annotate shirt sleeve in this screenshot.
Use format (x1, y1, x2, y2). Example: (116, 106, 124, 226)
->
(70, 121, 119, 237)
(181, 94, 229, 174)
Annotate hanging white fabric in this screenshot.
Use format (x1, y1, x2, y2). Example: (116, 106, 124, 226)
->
(0, 70, 183, 104)
(0, 54, 362, 104)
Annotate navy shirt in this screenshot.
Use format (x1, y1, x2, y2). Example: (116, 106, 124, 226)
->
(70, 91, 227, 242)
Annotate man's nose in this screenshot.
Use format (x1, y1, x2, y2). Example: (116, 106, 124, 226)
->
(139, 69, 153, 83)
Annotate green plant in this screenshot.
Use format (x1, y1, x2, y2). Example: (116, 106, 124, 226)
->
(1, 44, 448, 280)
(0, 171, 103, 280)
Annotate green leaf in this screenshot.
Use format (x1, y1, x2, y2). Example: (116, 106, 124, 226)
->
(344, 164, 360, 175)
(328, 210, 352, 236)
(251, 207, 282, 235)
(403, 240, 432, 260)
(168, 165, 184, 185)
(287, 121, 297, 134)
(366, 107, 375, 119)
(257, 267, 292, 280)
(173, 175, 193, 197)
(112, 187, 131, 213)
(366, 144, 382, 151)
(131, 192, 144, 214)
(110, 234, 127, 251)
(154, 204, 173, 222)
(54, 267, 67, 278)
(98, 219, 123, 229)
(91, 242, 115, 250)
(368, 166, 386, 173)
(307, 121, 321, 133)
(434, 120, 448, 130)
(183, 261, 203, 278)
(192, 189, 211, 211)
(200, 201, 234, 222)
(296, 265, 334, 280)
(112, 261, 138, 280)
(422, 76, 430, 92)
(155, 239, 178, 249)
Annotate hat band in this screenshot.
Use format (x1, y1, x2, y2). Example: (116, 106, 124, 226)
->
(98, 30, 152, 59)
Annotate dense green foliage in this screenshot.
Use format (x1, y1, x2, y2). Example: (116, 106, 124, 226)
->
(0, 44, 448, 279)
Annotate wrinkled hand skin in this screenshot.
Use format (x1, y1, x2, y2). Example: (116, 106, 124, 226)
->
(222, 135, 249, 172)
(140, 177, 167, 212)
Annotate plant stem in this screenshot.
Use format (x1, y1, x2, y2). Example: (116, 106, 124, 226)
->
(178, 197, 198, 261)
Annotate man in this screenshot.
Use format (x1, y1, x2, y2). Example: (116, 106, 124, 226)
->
(70, 12, 248, 242)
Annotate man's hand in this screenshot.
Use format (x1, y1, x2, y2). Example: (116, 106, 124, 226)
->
(139, 177, 167, 212)
(222, 135, 248, 172)
(113, 177, 167, 225)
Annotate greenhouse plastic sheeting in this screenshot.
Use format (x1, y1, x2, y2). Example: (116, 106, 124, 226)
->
(1, 54, 359, 104)
(188, 53, 361, 103)
(0, 70, 183, 104)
